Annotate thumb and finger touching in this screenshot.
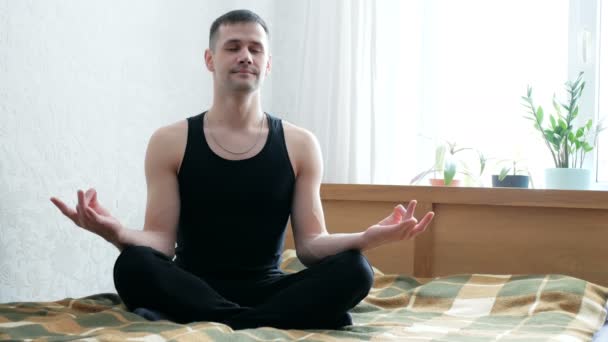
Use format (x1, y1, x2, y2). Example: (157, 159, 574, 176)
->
(379, 206, 402, 225)
(51, 189, 100, 227)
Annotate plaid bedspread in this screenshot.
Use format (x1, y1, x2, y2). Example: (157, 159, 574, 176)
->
(1, 249, 607, 341)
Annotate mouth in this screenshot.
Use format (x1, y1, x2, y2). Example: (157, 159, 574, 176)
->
(232, 69, 256, 75)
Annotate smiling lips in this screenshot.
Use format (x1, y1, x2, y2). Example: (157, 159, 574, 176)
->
(232, 68, 256, 75)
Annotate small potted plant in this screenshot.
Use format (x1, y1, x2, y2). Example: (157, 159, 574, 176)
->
(410, 141, 487, 187)
(491, 159, 534, 188)
(522, 71, 604, 189)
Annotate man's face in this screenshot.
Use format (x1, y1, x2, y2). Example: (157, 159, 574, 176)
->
(205, 22, 271, 93)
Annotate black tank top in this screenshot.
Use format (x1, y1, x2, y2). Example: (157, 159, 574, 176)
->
(175, 111, 296, 277)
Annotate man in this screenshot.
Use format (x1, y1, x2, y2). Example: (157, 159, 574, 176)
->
(50, 9, 434, 330)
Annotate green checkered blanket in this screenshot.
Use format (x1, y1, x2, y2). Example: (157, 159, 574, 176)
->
(1, 249, 607, 341)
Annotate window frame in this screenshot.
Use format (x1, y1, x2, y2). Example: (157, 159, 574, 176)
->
(575, 0, 608, 189)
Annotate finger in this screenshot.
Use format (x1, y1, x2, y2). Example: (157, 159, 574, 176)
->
(90, 188, 98, 205)
(416, 212, 435, 229)
(398, 218, 418, 240)
(85, 206, 100, 224)
(407, 225, 428, 240)
(413, 214, 433, 233)
(77, 190, 89, 225)
(392, 205, 403, 222)
(50, 197, 78, 221)
(50, 197, 71, 214)
(379, 206, 402, 225)
(77, 190, 85, 208)
(75, 203, 83, 225)
(406, 212, 435, 239)
(395, 204, 407, 219)
(373, 220, 406, 239)
(404, 200, 417, 219)
(78, 189, 91, 213)
(84, 188, 95, 204)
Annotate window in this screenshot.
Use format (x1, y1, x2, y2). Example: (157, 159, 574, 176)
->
(377, 0, 571, 186)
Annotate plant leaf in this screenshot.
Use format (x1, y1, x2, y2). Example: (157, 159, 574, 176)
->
(583, 142, 593, 152)
(552, 97, 561, 114)
(536, 106, 544, 123)
(444, 158, 456, 185)
(434, 144, 447, 170)
(549, 115, 556, 129)
(577, 127, 584, 138)
(499, 166, 510, 181)
(572, 106, 579, 119)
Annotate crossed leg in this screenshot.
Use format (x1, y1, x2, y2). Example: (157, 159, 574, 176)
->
(113, 246, 374, 329)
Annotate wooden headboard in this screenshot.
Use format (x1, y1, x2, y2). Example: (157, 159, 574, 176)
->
(284, 184, 608, 286)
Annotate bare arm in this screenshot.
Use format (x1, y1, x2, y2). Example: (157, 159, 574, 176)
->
(116, 123, 183, 256)
(51, 122, 185, 257)
(289, 129, 362, 265)
(288, 127, 434, 266)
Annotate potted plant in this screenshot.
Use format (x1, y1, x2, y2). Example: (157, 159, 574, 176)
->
(491, 159, 534, 188)
(410, 141, 487, 187)
(522, 71, 604, 189)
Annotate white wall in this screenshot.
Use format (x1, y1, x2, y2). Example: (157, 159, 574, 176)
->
(0, 1, 274, 302)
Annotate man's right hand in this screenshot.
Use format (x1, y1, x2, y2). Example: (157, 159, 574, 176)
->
(50, 188, 124, 247)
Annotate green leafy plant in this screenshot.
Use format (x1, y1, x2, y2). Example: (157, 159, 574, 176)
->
(410, 141, 487, 186)
(494, 158, 535, 188)
(522, 72, 604, 168)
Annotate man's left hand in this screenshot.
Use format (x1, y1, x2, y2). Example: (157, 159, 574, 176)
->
(362, 200, 434, 248)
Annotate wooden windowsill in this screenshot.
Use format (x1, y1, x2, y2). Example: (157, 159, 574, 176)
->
(321, 183, 608, 210)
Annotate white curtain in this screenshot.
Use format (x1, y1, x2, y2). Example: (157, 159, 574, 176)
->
(276, 0, 377, 183)
(277, 0, 419, 185)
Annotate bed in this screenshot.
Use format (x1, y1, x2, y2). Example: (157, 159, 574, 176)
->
(1, 184, 608, 341)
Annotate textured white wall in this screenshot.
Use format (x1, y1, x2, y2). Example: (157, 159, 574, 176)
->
(0, 1, 274, 302)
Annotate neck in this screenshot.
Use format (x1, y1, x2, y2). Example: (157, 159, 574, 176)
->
(208, 90, 263, 129)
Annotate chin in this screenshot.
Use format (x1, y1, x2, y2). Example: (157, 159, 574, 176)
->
(229, 82, 260, 92)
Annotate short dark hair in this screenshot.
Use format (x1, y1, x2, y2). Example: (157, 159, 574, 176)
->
(209, 9, 269, 50)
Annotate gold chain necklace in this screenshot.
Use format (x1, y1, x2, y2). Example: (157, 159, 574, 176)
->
(205, 112, 266, 155)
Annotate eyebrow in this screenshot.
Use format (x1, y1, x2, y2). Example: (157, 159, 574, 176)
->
(223, 39, 264, 49)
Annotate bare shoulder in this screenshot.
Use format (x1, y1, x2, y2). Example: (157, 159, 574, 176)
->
(146, 119, 188, 174)
(151, 119, 187, 143)
(282, 120, 317, 144)
(281, 120, 322, 177)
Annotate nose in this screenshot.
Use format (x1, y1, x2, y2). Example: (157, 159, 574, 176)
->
(237, 49, 253, 65)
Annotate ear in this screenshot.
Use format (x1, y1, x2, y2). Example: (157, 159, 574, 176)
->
(265, 54, 272, 76)
(204, 49, 215, 72)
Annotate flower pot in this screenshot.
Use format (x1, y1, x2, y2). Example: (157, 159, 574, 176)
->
(544, 168, 591, 190)
(492, 175, 529, 188)
(429, 178, 461, 187)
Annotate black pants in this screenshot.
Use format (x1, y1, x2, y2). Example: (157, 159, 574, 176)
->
(113, 245, 374, 330)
